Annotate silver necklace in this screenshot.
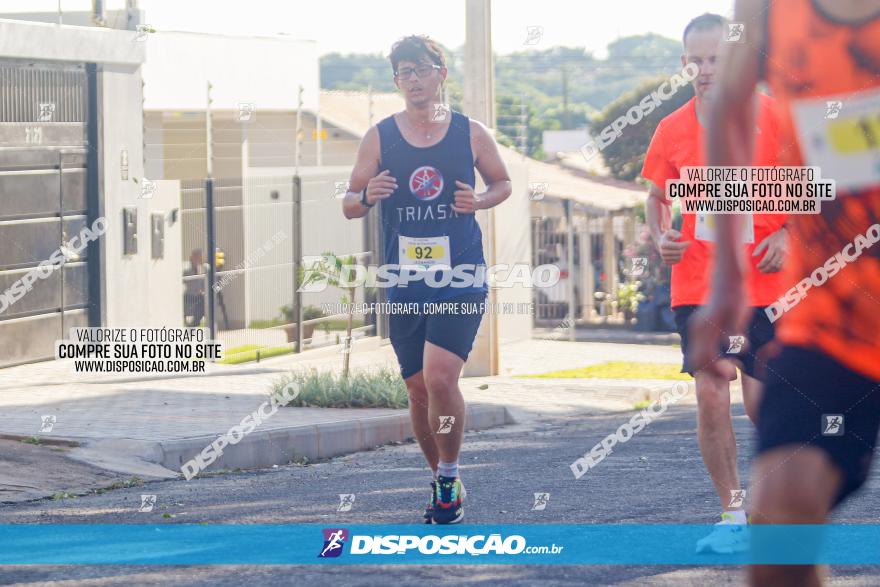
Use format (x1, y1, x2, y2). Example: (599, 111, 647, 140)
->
(402, 114, 433, 140)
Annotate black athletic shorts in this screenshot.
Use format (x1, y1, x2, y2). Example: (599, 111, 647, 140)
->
(757, 345, 880, 506)
(673, 305, 776, 379)
(389, 293, 487, 379)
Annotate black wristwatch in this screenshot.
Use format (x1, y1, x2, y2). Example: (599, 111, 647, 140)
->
(360, 190, 374, 208)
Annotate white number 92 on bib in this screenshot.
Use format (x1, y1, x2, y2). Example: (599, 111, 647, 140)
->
(398, 235, 452, 271)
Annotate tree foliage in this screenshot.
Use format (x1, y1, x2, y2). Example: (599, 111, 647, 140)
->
(589, 76, 694, 181)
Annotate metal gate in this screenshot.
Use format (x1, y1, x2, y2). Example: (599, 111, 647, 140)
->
(0, 60, 96, 367)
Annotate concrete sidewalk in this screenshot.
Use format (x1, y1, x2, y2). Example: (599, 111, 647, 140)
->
(0, 336, 694, 502)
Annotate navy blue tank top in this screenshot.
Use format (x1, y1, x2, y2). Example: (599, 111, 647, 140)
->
(377, 110, 487, 303)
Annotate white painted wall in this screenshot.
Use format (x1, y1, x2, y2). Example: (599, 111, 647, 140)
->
(148, 181, 183, 328)
(101, 62, 151, 329)
(494, 158, 534, 351)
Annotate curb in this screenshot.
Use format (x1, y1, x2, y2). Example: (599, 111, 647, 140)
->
(157, 403, 514, 477)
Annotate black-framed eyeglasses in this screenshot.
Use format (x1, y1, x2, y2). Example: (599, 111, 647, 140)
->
(395, 64, 441, 81)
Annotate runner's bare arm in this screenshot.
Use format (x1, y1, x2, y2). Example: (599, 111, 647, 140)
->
(470, 120, 512, 210)
(343, 126, 395, 219)
(647, 181, 690, 264)
(706, 0, 765, 287)
(646, 182, 671, 245)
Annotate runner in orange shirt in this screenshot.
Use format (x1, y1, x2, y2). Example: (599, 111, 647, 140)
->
(691, 0, 880, 584)
(642, 13, 788, 553)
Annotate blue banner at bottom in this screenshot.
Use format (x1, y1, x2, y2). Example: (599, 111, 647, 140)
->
(0, 524, 876, 565)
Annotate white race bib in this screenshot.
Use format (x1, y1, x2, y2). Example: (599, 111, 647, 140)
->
(398, 235, 451, 270)
(791, 87, 880, 192)
(695, 212, 755, 244)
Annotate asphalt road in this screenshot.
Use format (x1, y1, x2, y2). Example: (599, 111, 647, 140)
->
(1, 402, 878, 586)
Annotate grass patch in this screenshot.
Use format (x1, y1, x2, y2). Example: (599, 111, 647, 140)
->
(21, 436, 42, 445)
(218, 345, 294, 365)
(520, 361, 689, 381)
(272, 367, 407, 409)
(321, 318, 364, 331)
(633, 399, 652, 410)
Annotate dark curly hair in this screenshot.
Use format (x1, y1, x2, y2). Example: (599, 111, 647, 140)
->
(389, 35, 446, 74)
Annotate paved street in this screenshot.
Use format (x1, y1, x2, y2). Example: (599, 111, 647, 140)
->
(1, 400, 878, 586)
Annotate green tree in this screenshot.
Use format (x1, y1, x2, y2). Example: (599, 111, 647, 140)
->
(589, 76, 694, 181)
(300, 253, 361, 378)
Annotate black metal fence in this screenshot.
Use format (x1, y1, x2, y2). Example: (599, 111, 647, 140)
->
(180, 173, 376, 363)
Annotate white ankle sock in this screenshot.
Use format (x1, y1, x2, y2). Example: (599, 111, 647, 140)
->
(725, 509, 748, 524)
(437, 460, 459, 478)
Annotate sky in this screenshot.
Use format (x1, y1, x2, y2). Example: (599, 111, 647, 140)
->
(4, 0, 735, 58)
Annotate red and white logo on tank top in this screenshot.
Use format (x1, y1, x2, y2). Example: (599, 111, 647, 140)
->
(409, 166, 444, 201)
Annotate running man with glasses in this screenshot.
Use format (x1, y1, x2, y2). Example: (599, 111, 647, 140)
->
(342, 35, 511, 524)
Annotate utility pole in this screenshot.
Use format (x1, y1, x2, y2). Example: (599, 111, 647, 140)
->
(462, 0, 498, 377)
(294, 85, 303, 175)
(316, 98, 323, 167)
(206, 81, 213, 177)
(562, 67, 570, 129)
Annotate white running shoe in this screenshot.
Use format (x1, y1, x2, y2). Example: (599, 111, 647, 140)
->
(695, 512, 750, 554)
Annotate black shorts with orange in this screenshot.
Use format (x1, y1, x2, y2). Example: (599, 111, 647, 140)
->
(757, 345, 880, 505)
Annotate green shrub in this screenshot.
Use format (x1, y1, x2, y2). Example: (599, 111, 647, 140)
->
(280, 304, 324, 324)
(272, 367, 407, 409)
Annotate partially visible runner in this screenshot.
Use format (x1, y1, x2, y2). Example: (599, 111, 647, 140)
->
(342, 36, 511, 524)
(690, 0, 880, 585)
(642, 13, 788, 553)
